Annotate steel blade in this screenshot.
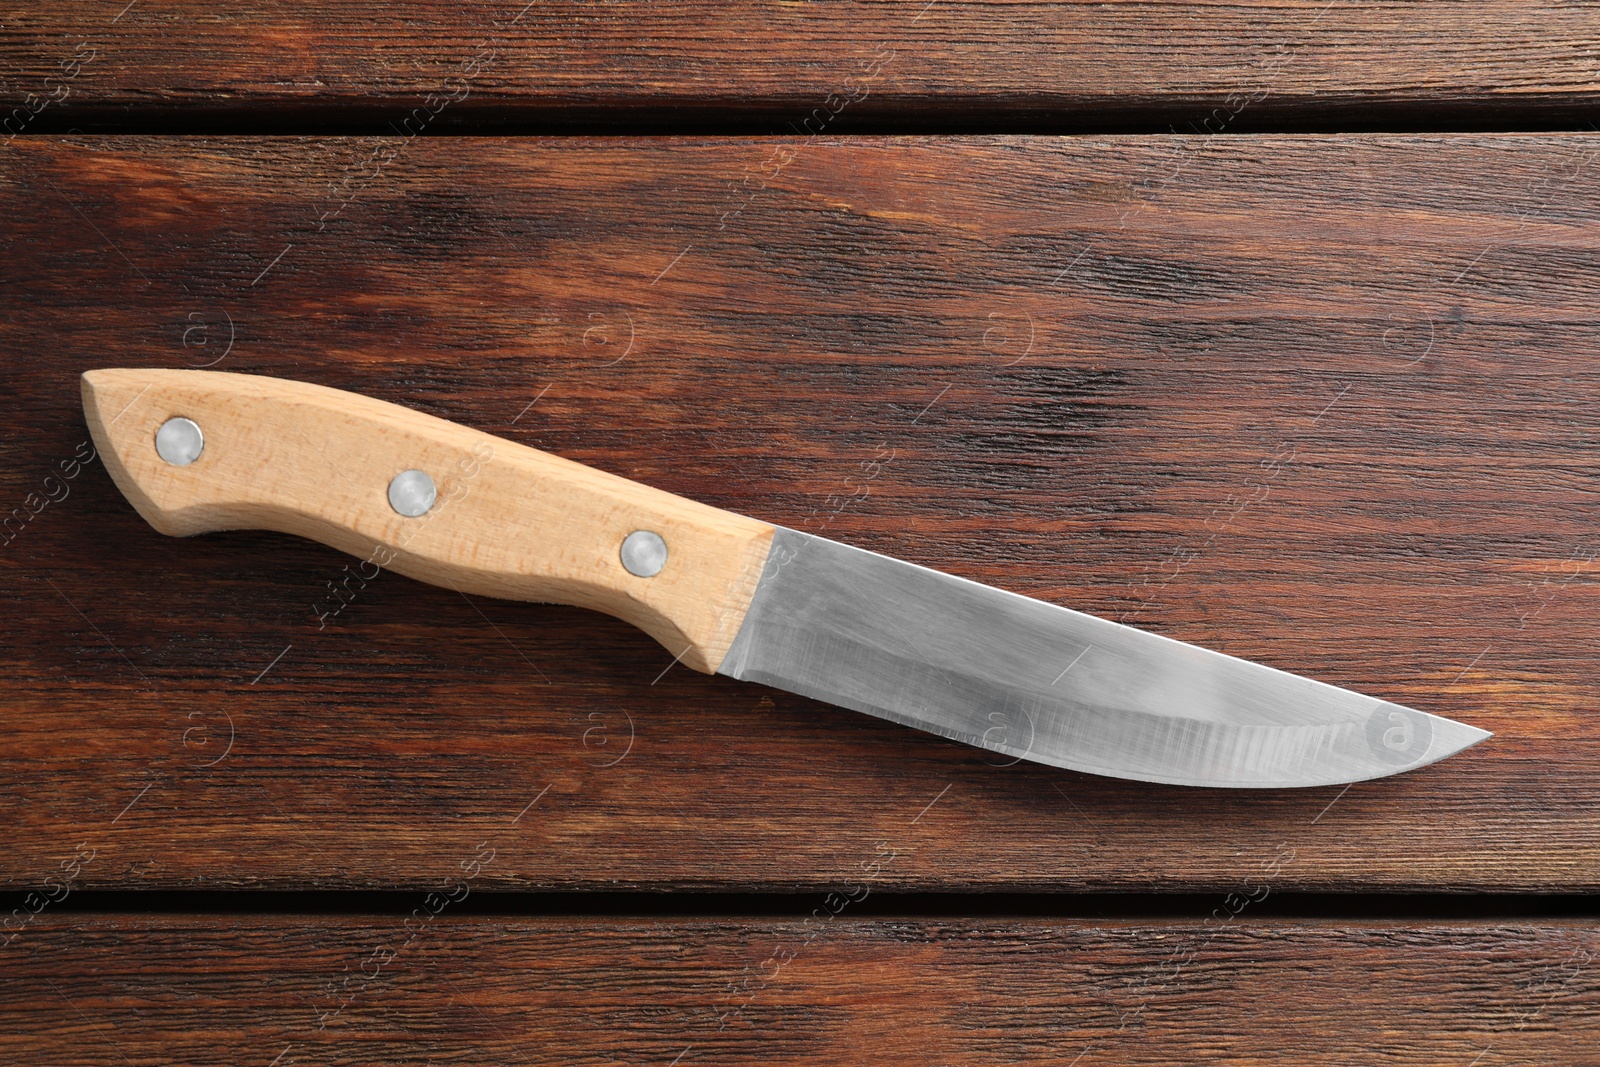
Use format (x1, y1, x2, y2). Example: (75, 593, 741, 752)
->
(718, 528, 1488, 787)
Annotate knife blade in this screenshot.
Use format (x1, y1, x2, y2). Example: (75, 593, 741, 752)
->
(82, 368, 1488, 788)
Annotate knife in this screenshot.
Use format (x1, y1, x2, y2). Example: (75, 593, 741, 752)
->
(81, 368, 1489, 788)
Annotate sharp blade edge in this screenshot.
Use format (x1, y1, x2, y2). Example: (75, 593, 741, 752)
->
(717, 528, 1489, 788)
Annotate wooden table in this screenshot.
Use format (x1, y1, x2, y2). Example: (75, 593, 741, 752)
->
(4, 4, 1599, 1063)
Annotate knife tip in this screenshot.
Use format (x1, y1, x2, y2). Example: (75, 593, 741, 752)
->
(1424, 714, 1493, 765)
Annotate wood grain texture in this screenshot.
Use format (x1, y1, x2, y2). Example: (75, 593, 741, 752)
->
(82, 368, 774, 673)
(3, 913, 1598, 1064)
(2, 134, 1599, 891)
(5, 1, 1600, 131)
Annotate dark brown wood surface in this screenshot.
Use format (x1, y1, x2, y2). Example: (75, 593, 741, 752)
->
(6, 2, 1600, 131)
(3, 135, 1598, 892)
(4, 913, 1598, 1065)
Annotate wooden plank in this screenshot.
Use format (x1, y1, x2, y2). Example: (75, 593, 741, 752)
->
(2, 913, 1597, 1064)
(4, 2, 1600, 131)
(2, 134, 1598, 892)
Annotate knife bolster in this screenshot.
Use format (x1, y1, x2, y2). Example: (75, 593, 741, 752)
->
(82, 368, 775, 673)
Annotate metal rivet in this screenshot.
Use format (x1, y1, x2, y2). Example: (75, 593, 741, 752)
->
(620, 530, 668, 577)
(154, 417, 204, 466)
(387, 469, 437, 517)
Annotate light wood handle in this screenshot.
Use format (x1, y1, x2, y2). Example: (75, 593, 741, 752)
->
(82, 369, 776, 673)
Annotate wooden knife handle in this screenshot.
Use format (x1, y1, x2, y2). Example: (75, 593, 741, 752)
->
(82, 369, 775, 673)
